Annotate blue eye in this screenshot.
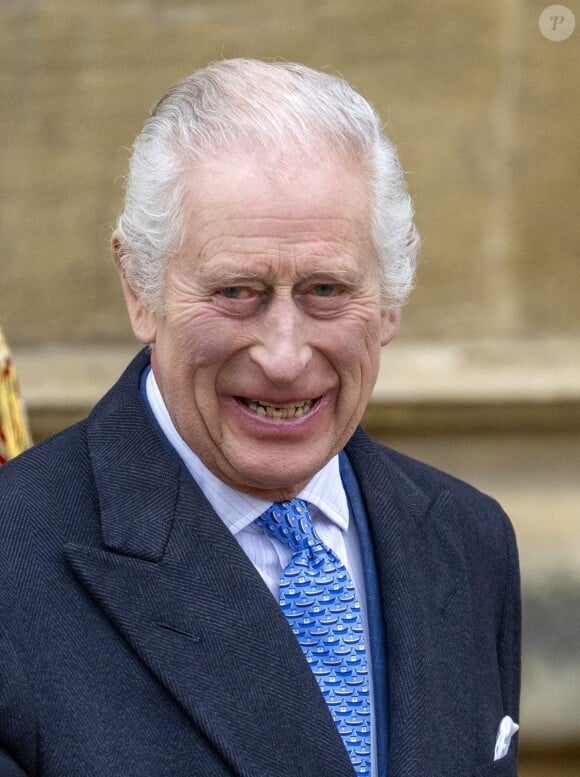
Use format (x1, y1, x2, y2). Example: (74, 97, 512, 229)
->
(221, 287, 243, 299)
(313, 284, 335, 297)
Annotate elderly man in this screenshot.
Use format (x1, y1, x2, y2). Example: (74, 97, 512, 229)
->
(0, 60, 520, 777)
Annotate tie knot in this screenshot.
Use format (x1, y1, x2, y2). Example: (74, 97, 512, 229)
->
(255, 499, 322, 553)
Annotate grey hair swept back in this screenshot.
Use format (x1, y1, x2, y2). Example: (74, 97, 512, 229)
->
(114, 58, 420, 311)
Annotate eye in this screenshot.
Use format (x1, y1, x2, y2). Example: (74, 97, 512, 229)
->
(219, 286, 254, 300)
(296, 280, 351, 317)
(312, 284, 339, 297)
(212, 284, 266, 317)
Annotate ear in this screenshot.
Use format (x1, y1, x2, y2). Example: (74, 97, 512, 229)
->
(380, 307, 401, 346)
(112, 234, 157, 344)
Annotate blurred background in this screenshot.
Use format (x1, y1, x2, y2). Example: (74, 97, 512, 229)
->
(1, 1, 579, 772)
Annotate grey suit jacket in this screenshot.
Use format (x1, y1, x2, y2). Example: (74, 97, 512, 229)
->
(0, 349, 520, 776)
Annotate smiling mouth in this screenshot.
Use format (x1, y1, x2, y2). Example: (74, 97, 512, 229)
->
(238, 397, 317, 419)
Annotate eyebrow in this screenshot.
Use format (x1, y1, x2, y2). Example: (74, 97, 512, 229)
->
(295, 266, 366, 285)
(197, 263, 367, 288)
(197, 266, 268, 287)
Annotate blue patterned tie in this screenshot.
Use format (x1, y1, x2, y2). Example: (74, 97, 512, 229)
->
(255, 499, 371, 776)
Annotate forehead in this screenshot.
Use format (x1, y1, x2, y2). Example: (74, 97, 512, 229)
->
(179, 152, 373, 247)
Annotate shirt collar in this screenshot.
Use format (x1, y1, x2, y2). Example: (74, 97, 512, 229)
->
(144, 367, 349, 535)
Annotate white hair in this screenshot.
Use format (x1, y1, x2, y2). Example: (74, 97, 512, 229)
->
(115, 58, 420, 311)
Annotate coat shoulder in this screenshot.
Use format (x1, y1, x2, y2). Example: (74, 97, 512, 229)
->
(0, 420, 91, 513)
(0, 348, 150, 522)
(346, 428, 516, 547)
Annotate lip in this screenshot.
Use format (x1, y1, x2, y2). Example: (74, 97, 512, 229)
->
(220, 392, 333, 437)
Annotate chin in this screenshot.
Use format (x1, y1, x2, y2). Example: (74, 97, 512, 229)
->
(232, 454, 321, 497)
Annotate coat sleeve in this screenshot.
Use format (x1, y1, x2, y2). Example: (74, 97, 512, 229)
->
(0, 626, 37, 775)
(497, 509, 522, 725)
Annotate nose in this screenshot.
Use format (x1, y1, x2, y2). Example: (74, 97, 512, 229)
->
(248, 294, 313, 384)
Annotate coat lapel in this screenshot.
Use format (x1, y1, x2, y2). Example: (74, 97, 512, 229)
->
(65, 352, 355, 777)
(345, 430, 477, 777)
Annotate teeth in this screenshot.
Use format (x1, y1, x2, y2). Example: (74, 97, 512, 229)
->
(241, 398, 314, 419)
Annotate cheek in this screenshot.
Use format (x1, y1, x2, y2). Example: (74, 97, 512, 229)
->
(325, 314, 382, 367)
(164, 308, 257, 379)
(325, 322, 383, 407)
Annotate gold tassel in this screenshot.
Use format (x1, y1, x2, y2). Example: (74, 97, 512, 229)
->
(0, 329, 31, 463)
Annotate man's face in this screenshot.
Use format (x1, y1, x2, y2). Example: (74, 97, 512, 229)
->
(123, 154, 399, 500)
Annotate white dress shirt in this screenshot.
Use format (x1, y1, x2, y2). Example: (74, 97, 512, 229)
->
(145, 368, 376, 775)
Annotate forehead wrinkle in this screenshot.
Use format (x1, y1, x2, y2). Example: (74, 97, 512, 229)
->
(196, 229, 365, 271)
(193, 207, 365, 238)
(195, 216, 371, 260)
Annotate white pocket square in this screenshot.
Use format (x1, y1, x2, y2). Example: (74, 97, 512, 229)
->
(494, 715, 519, 761)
